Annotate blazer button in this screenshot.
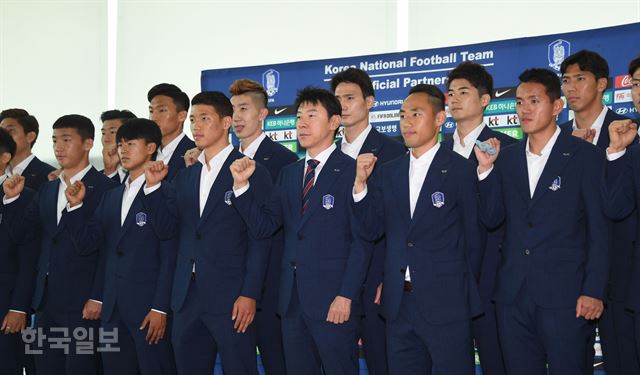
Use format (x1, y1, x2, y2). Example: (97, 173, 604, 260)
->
(52, 239, 58, 245)
(528, 222, 534, 228)
(298, 235, 303, 240)
(407, 242, 414, 248)
(400, 268, 406, 273)
(524, 249, 530, 255)
(116, 250, 124, 256)
(196, 234, 201, 240)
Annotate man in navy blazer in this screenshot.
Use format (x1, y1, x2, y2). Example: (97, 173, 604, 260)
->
(148, 91, 271, 375)
(476, 68, 608, 375)
(99, 109, 137, 184)
(3, 115, 118, 375)
(0, 109, 56, 191)
(331, 67, 406, 375)
(442, 62, 517, 375)
(148, 83, 196, 181)
(0, 128, 39, 375)
(559, 50, 638, 374)
(230, 79, 298, 375)
(66, 119, 177, 374)
(600, 55, 640, 371)
(231, 87, 370, 375)
(353, 84, 483, 375)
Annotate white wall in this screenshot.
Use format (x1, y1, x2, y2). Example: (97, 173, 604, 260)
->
(1, 0, 638, 165)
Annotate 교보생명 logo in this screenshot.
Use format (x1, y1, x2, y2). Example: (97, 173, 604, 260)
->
(548, 39, 570, 71)
(262, 69, 280, 97)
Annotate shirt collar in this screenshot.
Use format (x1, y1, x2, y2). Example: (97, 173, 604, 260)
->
(526, 126, 561, 157)
(159, 132, 186, 155)
(410, 143, 440, 164)
(571, 105, 608, 131)
(198, 144, 234, 170)
(341, 124, 372, 148)
(59, 164, 93, 186)
(453, 123, 486, 147)
(239, 132, 267, 158)
(305, 143, 336, 166)
(125, 173, 145, 191)
(11, 154, 36, 176)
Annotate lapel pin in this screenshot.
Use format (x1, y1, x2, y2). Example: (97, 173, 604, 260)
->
(224, 190, 233, 206)
(431, 192, 445, 208)
(135, 212, 147, 227)
(549, 176, 561, 191)
(322, 194, 335, 210)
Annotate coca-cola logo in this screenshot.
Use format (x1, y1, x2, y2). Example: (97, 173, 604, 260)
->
(622, 75, 632, 87)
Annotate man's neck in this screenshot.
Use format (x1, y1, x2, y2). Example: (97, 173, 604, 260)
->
(411, 139, 438, 159)
(307, 140, 334, 159)
(527, 124, 557, 155)
(10, 149, 32, 168)
(63, 160, 90, 185)
(240, 131, 262, 151)
(127, 167, 144, 182)
(203, 141, 230, 170)
(162, 128, 182, 148)
(455, 116, 483, 144)
(343, 120, 369, 144)
(574, 102, 604, 130)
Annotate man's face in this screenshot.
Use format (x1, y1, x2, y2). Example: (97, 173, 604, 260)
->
(631, 68, 640, 113)
(231, 94, 266, 141)
(334, 82, 372, 128)
(516, 82, 562, 136)
(561, 64, 606, 113)
(190, 104, 230, 150)
(0, 118, 33, 155)
(101, 119, 123, 147)
(117, 138, 155, 171)
(52, 128, 92, 170)
(296, 101, 340, 153)
(400, 93, 443, 150)
(149, 95, 185, 137)
(447, 78, 489, 124)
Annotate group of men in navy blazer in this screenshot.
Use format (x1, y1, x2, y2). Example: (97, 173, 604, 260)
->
(3, 49, 640, 375)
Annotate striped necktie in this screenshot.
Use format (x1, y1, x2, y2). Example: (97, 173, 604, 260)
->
(302, 159, 320, 213)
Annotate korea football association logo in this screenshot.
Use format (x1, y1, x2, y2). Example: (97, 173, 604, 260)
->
(262, 69, 280, 97)
(548, 39, 570, 71)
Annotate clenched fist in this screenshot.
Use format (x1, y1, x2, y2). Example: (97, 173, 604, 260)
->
(230, 157, 256, 189)
(183, 147, 201, 167)
(354, 153, 377, 193)
(65, 180, 86, 207)
(144, 161, 169, 187)
(3, 175, 26, 199)
(608, 119, 637, 153)
(474, 138, 501, 174)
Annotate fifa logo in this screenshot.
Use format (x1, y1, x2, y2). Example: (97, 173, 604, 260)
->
(262, 69, 280, 97)
(548, 39, 570, 71)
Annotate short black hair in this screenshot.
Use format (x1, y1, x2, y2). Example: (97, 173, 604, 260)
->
(408, 84, 446, 112)
(147, 83, 190, 112)
(0, 127, 16, 159)
(52, 114, 95, 141)
(560, 50, 609, 83)
(294, 87, 342, 118)
(15, 115, 40, 148)
(191, 91, 234, 118)
(100, 109, 137, 123)
(446, 62, 494, 98)
(629, 56, 640, 77)
(518, 68, 562, 101)
(0, 108, 29, 123)
(330, 68, 375, 98)
(115, 118, 162, 154)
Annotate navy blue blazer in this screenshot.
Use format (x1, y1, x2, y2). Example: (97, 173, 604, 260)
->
(603, 145, 640, 310)
(0, 186, 39, 313)
(558, 108, 629, 150)
(151, 148, 272, 314)
(21, 156, 56, 191)
(354, 146, 484, 323)
(66, 183, 177, 321)
(9, 167, 119, 313)
(440, 125, 518, 167)
(253, 136, 299, 182)
(232, 148, 371, 321)
(164, 135, 196, 182)
(479, 130, 609, 307)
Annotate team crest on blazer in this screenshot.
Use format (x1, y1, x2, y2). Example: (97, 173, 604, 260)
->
(224, 190, 233, 206)
(322, 194, 334, 210)
(549, 176, 561, 191)
(135, 212, 147, 227)
(431, 192, 445, 208)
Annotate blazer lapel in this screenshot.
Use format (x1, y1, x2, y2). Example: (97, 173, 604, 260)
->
(409, 148, 450, 232)
(254, 138, 274, 164)
(298, 150, 345, 229)
(528, 132, 575, 210)
(391, 154, 411, 228)
(115, 186, 143, 247)
(360, 128, 382, 156)
(197, 152, 237, 230)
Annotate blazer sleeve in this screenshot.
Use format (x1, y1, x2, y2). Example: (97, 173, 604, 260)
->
(232, 169, 284, 240)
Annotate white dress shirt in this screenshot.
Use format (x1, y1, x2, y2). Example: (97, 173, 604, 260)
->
(57, 164, 93, 224)
(156, 133, 186, 165)
(341, 124, 372, 160)
(453, 123, 486, 159)
(571, 106, 608, 145)
(239, 133, 267, 159)
(120, 174, 145, 225)
(107, 166, 128, 184)
(0, 172, 9, 186)
(11, 154, 36, 176)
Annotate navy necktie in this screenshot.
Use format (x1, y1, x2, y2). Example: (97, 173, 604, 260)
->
(302, 159, 320, 213)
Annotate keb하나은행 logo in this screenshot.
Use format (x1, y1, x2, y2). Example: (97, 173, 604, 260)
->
(548, 39, 570, 71)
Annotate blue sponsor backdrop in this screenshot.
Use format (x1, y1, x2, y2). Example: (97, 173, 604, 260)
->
(202, 22, 639, 155)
